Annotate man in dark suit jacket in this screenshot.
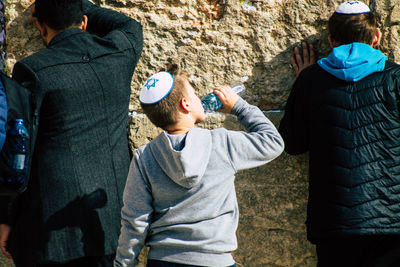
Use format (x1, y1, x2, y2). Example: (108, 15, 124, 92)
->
(0, 0, 143, 266)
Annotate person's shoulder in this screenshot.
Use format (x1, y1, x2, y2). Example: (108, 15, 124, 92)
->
(375, 60, 400, 81)
(298, 63, 325, 79)
(135, 141, 153, 156)
(209, 127, 230, 143)
(132, 144, 152, 170)
(383, 61, 400, 72)
(16, 53, 40, 68)
(16, 48, 59, 73)
(356, 61, 400, 88)
(135, 131, 166, 157)
(290, 63, 327, 89)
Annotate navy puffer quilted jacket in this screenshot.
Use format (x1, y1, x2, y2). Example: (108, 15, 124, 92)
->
(280, 59, 400, 242)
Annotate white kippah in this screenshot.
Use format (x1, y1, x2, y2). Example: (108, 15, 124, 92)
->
(139, 71, 175, 104)
(335, 1, 370, 15)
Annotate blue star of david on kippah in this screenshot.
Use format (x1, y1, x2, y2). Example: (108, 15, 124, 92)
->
(144, 78, 159, 90)
(139, 72, 174, 104)
(335, 0, 370, 14)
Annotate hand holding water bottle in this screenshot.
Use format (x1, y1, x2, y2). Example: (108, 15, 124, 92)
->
(213, 85, 240, 114)
(201, 82, 246, 113)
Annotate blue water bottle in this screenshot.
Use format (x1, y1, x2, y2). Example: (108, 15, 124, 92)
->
(7, 119, 30, 186)
(201, 82, 246, 112)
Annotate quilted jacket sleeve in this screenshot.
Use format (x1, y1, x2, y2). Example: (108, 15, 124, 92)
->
(83, 0, 143, 65)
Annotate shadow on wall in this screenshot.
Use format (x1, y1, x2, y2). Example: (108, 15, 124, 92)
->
(245, 33, 331, 111)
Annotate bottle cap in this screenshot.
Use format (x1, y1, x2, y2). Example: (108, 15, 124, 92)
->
(335, 1, 370, 15)
(139, 72, 175, 105)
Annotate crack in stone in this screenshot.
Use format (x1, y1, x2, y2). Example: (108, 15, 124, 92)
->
(369, 0, 376, 13)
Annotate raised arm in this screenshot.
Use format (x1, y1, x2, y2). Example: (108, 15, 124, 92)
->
(223, 98, 284, 171)
(82, 0, 143, 58)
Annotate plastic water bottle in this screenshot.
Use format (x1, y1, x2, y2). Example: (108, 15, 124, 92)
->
(7, 119, 30, 186)
(201, 82, 246, 112)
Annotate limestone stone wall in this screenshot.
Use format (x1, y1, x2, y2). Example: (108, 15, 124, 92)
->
(1, 0, 399, 266)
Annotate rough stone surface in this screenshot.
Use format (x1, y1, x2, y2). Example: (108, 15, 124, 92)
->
(0, 256, 13, 267)
(1, 0, 398, 266)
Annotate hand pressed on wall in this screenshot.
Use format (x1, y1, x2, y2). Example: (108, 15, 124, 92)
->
(291, 42, 316, 78)
(0, 224, 12, 259)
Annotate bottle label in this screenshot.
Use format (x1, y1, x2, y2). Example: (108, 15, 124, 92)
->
(201, 93, 223, 112)
(12, 154, 25, 170)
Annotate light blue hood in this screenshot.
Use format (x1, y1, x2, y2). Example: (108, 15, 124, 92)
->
(317, 42, 387, 82)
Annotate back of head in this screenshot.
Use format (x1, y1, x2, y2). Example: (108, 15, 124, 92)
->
(34, 0, 83, 31)
(328, 1, 377, 45)
(140, 64, 190, 130)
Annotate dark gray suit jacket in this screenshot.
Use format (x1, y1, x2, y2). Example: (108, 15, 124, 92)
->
(4, 1, 143, 265)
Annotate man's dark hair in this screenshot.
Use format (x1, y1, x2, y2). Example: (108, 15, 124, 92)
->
(328, 12, 377, 45)
(34, 0, 83, 31)
(141, 64, 190, 130)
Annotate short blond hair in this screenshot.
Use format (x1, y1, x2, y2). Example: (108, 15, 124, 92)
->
(141, 64, 190, 130)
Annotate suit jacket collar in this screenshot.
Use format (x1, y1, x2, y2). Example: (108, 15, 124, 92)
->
(48, 28, 85, 47)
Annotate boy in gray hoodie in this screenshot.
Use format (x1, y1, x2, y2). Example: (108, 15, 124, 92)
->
(114, 63, 284, 267)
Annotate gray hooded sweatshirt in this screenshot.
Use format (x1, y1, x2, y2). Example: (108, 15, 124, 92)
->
(115, 98, 284, 267)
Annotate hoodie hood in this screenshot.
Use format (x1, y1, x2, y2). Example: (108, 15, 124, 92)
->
(317, 42, 387, 82)
(149, 127, 212, 189)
